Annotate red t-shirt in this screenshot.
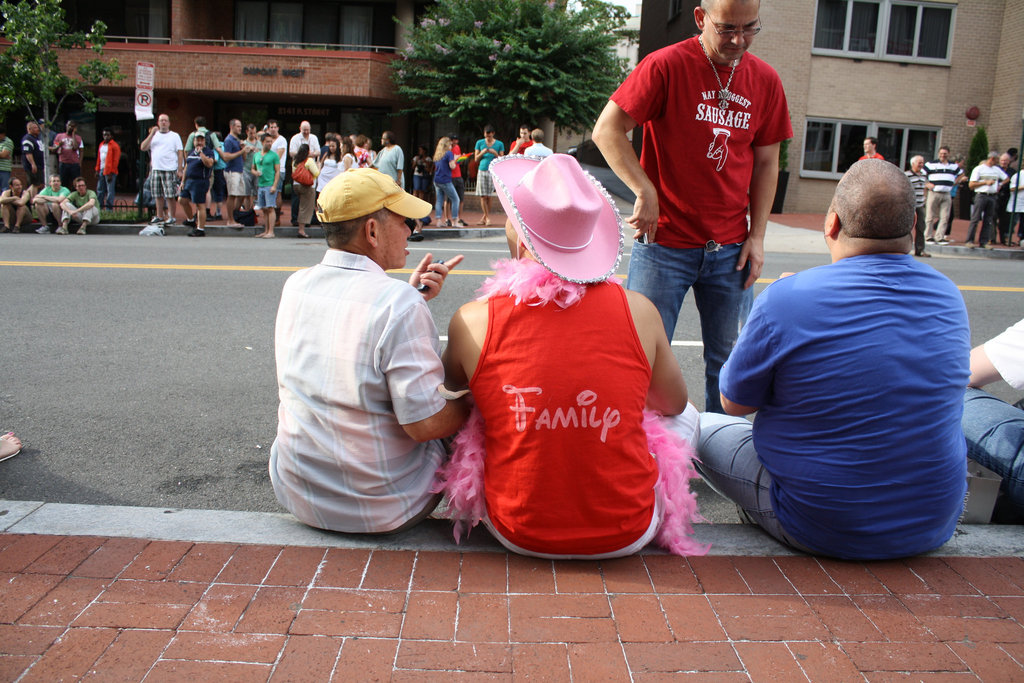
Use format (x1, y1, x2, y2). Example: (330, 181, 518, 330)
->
(859, 152, 885, 160)
(470, 282, 657, 556)
(612, 38, 792, 248)
(509, 138, 534, 155)
(451, 143, 462, 179)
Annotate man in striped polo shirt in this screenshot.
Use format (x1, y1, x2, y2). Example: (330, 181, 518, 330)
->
(906, 155, 929, 257)
(924, 146, 963, 244)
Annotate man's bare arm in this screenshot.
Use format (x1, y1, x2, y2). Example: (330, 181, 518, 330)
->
(625, 290, 688, 414)
(721, 393, 757, 417)
(402, 396, 470, 442)
(592, 100, 660, 242)
(737, 142, 780, 289)
(968, 344, 1003, 388)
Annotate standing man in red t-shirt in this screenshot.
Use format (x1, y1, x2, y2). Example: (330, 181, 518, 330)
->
(859, 137, 885, 161)
(592, 0, 791, 414)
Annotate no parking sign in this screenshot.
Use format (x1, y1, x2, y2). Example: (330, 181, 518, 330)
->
(135, 61, 155, 121)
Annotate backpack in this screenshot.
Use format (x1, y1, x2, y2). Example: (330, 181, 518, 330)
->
(233, 207, 256, 226)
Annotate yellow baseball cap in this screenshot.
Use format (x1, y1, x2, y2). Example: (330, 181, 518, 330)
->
(316, 168, 430, 223)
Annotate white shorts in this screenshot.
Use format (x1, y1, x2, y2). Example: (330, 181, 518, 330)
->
(224, 171, 246, 197)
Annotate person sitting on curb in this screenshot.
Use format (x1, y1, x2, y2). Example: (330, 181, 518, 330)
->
(58, 177, 100, 235)
(269, 168, 468, 534)
(963, 318, 1024, 522)
(0, 177, 33, 232)
(32, 174, 69, 232)
(696, 159, 970, 560)
(438, 154, 706, 559)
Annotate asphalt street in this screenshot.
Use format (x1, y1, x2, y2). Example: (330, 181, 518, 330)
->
(1, 232, 1022, 524)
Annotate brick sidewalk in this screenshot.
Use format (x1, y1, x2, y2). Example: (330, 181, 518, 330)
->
(2, 534, 1023, 680)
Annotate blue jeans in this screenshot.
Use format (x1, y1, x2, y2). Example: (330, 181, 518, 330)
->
(0, 170, 10, 191)
(434, 181, 459, 221)
(97, 173, 116, 209)
(696, 413, 814, 552)
(963, 387, 1024, 517)
(627, 241, 748, 414)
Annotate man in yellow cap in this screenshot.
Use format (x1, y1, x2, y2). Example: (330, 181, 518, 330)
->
(269, 168, 467, 534)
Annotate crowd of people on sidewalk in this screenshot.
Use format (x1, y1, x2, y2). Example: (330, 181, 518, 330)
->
(0, 119, 117, 235)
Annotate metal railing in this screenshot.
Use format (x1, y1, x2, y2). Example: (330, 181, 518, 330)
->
(105, 35, 173, 44)
(102, 35, 397, 53)
(181, 38, 398, 53)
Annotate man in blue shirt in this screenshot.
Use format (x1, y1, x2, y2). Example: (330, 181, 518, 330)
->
(221, 118, 247, 229)
(697, 159, 970, 560)
(177, 132, 215, 236)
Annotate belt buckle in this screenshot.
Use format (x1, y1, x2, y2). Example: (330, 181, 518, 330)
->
(705, 240, 722, 253)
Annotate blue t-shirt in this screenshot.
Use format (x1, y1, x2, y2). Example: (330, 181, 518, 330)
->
(720, 254, 969, 560)
(223, 134, 243, 173)
(433, 151, 454, 184)
(475, 138, 504, 171)
(185, 146, 214, 180)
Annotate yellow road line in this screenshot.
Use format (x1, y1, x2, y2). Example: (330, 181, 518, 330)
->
(1, 262, 1021, 292)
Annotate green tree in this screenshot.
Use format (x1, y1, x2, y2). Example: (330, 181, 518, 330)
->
(0, 0, 124, 176)
(966, 125, 989, 174)
(392, 0, 630, 138)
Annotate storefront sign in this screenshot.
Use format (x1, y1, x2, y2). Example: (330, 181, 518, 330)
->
(242, 67, 306, 78)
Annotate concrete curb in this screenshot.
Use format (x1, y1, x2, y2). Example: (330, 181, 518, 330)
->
(2, 500, 1020, 557)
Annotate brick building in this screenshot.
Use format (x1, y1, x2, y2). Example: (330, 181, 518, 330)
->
(20, 0, 432, 194)
(638, 0, 1024, 213)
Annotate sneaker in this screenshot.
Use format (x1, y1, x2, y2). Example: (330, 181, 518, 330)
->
(161, 219, 176, 227)
(55, 225, 68, 235)
(76, 226, 87, 235)
(149, 216, 163, 224)
(35, 225, 50, 234)
(187, 228, 205, 237)
(183, 217, 197, 228)
(937, 238, 949, 244)
(983, 243, 995, 250)
(456, 219, 469, 227)
(408, 232, 425, 242)
(925, 238, 936, 244)
(445, 220, 453, 227)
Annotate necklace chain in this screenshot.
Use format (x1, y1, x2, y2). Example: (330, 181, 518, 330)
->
(698, 36, 738, 111)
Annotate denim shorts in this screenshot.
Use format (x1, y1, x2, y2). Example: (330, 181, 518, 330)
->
(257, 186, 276, 209)
(179, 178, 209, 204)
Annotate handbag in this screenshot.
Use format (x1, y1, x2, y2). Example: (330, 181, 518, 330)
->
(292, 161, 315, 186)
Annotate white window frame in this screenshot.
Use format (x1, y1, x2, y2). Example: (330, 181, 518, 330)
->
(811, 0, 955, 65)
(801, 117, 940, 179)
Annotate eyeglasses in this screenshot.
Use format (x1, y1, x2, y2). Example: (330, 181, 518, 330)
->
(706, 16, 762, 38)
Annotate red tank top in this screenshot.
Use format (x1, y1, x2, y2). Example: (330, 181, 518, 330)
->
(470, 282, 657, 555)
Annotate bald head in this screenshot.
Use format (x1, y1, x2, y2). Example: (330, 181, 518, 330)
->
(831, 159, 915, 240)
(701, 0, 759, 10)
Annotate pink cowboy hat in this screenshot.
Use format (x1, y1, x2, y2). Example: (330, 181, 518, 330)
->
(489, 153, 624, 283)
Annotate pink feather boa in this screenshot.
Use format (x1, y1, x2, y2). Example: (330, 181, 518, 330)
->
(433, 258, 709, 556)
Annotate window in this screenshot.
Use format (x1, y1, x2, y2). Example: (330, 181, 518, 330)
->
(233, 2, 381, 49)
(802, 118, 938, 178)
(812, 0, 953, 63)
